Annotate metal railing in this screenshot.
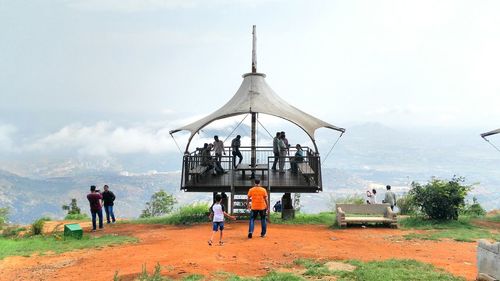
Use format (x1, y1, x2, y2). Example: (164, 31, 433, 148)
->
(181, 145, 321, 192)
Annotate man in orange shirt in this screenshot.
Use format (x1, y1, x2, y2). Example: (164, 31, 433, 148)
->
(247, 179, 269, 238)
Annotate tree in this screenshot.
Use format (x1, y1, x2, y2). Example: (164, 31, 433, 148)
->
(62, 198, 81, 215)
(409, 176, 472, 220)
(0, 207, 9, 226)
(140, 190, 177, 218)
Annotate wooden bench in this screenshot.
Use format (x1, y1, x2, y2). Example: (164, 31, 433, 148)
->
(297, 162, 315, 185)
(188, 165, 209, 182)
(336, 203, 397, 228)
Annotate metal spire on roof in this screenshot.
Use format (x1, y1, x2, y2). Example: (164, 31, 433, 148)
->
(252, 25, 257, 73)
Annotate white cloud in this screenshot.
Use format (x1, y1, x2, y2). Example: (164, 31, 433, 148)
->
(29, 121, 190, 156)
(65, 0, 197, 12)
(0, 124, 17, 153)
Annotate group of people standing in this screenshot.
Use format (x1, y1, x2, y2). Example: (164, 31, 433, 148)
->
(271, 131, 304, 173)
(366, 185, 397, 210)
(199, 132, 304, 174)
(86, 185, 116, 231)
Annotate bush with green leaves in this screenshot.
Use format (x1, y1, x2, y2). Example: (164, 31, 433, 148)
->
(140, 190, 177, 218)
(328, 194, 365, 210)
(460, 197, 486, 217)
(409, 176, 472, 220)
(31, 217, 51, 236)
(396, 194, 417, 215)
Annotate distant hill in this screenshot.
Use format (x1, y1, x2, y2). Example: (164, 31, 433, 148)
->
(1, 123, 499, 223)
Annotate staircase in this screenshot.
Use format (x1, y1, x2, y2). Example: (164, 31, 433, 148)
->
(231, 196, 250, 220)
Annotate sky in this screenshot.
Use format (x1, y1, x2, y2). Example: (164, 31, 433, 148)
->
(1, 0, 500, 171)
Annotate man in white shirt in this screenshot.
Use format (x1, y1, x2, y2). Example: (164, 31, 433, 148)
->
(213, 135, 226, 173)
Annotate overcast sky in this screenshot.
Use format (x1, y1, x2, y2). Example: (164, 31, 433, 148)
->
(1, 0, 500, 162)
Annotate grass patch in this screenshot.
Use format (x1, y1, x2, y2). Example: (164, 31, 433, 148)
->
(0, 234, 137, 259)
(269, 212, 334, 225)
(336, 259, 464, 281)
(261, 272, 304, 281)
(484, 214, 500, 223)
(293, 258, 331, 276)
(399, 216, 500, 242)
(124, 203, 210, 225)
(182, 274, 204, 281)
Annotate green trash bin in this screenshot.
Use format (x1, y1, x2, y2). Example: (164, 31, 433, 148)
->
(64, 223, 83, 240)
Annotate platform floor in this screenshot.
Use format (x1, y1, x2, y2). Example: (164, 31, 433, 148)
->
(182, 168, 319, 194)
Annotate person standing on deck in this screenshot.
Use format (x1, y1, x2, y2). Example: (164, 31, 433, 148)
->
(247, 179, 269, 238)
(278, 134, 287, 173)
(280, 131, 290, 155)
(231, 135, 243, 168)
(271, 132, 280, 171)
(213, 135, 226, 172)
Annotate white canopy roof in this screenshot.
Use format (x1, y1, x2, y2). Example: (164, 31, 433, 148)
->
(170, 72, 345, 147)
(481, 128, 500, 138)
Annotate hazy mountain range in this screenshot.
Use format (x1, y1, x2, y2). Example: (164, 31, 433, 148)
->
(1, 123, 499, 224)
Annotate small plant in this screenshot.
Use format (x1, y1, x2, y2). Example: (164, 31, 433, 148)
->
(31, 217, 50, 236)
(396, 194, 417, 215)
(140, 190, 177, 218)
(137, 263, 168, 281)
(460, 197, 486, 217)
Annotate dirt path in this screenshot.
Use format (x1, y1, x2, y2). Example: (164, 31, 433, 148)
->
(0, 222, 477, 281)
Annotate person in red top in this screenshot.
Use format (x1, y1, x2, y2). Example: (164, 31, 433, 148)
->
(87, 185, 103, 231)
(247, 179, 269, 238)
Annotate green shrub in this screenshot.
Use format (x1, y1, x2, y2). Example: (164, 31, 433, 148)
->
(64, 213, 89, 220)
(140, 190, 177, 218)
(130, 203, 210, 225)
(409, 176, 472, 220)
(31, 217, 50, 236)
(396, 194, 417, 215)
(460, 197, 486, 217)
(0, 226, 26, 238)
(329, 194, 365, 209)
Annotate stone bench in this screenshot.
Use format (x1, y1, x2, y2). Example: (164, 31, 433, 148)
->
(336, 203, 397, 228)
(477, 240, 500, 281)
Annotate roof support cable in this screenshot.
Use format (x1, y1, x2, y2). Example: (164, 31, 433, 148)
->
(322, 132, 344, 167)
(223, 114, 249, 143)
(170, 133, 184, 155)
(482, 137, 500, 153)
(257, 119, 274, 139)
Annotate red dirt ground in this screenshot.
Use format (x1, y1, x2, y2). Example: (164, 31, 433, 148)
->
(0, 222, 478, 281)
